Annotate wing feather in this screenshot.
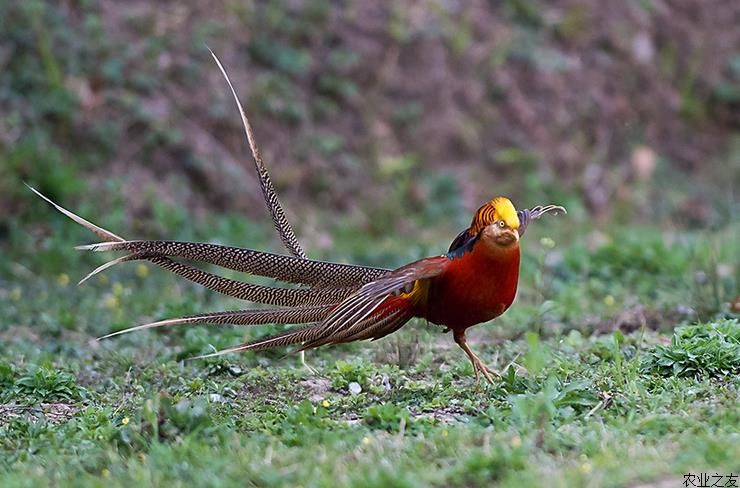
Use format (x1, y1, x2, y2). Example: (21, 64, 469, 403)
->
(295, 256, 449, 347)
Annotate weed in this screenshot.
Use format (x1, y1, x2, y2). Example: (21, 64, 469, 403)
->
(642, 319, 740, 378)
(3, 365, 84, 404)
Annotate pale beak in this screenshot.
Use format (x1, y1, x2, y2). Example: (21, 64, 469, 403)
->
(497, 228, 519, 246)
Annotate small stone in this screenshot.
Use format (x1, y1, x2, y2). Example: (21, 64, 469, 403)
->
(348, 382, 362, 395)
(209, 394, 225, 403)
(257, 357, 271, 368)
(676, 304, 696, 317)
(631, 32, 654, 64)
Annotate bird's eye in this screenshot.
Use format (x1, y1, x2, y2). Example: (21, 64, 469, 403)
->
(497, 220, 506, 228)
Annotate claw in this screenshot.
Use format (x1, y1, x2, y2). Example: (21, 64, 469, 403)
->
(471, 355, 500, 385)
(453, 329, 501, 386)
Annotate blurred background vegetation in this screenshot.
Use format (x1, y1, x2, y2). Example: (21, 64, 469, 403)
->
(2, 0, 738, 225)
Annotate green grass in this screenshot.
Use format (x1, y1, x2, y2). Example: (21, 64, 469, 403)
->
(0, 205, 738, 487)
(642, 319, 740, 378)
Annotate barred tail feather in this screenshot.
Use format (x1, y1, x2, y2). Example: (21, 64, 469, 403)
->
(98, 305, 333, 340)
(149, 256, 353, 306)
(78, 252, 152, 285)
(188, 298, 413, 360)
(27, 186, 367, 304)
(26, 184, 124, 242)
(209, 49, 306, 260)
(189, 323, 324, 360)
(77, 240, 389, 288)
(81, 252, 353, 307)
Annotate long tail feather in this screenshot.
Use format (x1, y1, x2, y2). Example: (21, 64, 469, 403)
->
(209, 49, 306, 260)
(148, 255, 353, 306)
(28, 186, 355, 305)
(189, 323, 324, 360)
(186, 294, 413, 359)
(211, 50, 317, 367)
(189, 301, 413, 360)
(78, 252, 151, 285)
(26, 184, 124, 242)
(98, 305, 333, 340)
(77, 240, 389, 288)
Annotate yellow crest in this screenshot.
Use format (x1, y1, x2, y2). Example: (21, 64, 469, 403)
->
(469, 197, 520, 234)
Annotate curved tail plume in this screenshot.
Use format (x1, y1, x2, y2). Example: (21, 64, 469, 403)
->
(76, 240, 388, 288)
(27, 184, 368, 307)
(209, 48, 306, 260)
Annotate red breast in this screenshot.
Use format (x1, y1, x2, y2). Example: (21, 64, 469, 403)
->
(420, 243, 520, 330)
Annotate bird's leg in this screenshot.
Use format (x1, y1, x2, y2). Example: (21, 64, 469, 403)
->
(453, 330, 500, 385)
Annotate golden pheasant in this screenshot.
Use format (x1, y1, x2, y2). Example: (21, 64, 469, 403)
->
(29, 52, 565, 383)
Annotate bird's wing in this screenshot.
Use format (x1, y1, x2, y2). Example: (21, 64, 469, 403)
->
(296, 255, 450, 348)
(185, 255, 450, 359)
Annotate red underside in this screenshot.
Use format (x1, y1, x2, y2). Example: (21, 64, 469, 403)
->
(420, 244, 521, 331)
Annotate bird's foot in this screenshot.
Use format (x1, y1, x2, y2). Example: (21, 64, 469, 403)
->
(472, 356, 501, 385)
(453, 330, 501, 386)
